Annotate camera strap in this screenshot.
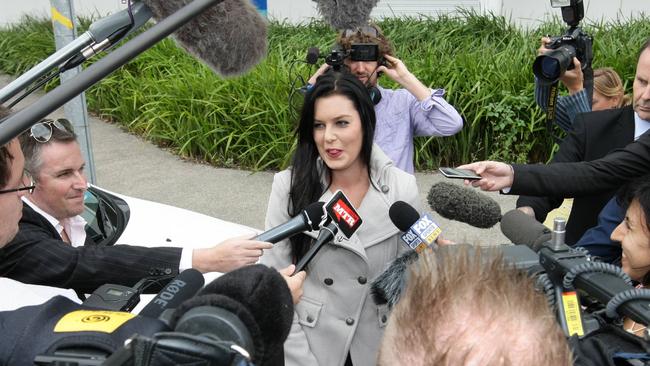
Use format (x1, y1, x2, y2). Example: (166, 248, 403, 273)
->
(545, 81, 564, 144)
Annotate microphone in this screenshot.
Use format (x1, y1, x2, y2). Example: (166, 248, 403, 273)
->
(390, 201, 441, 252)
(139, 268, 205, 319)
(255, 201, 324, 243)
(293, 220, 338, 273)
(500, 209, 552, 252)
(141, 0, 268, 77)
(312, 0, 381, 30)
(306, 47, 320, 64)
(170, 264, 293, 366)
(427, 182, 502, 228)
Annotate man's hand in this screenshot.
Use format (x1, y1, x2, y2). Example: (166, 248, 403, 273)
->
(308, 63, 330, 85)
(278, 264, 306, 305)
(192, 235, 273, 273)
(456, 161, 514, 192)
(377, 54, 431, 101)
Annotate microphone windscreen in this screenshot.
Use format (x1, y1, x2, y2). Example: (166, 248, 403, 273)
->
(389, 201, 421, 232)
(139, 268, 205, 318)
(370, 249, 419, 308)
(500, 209, 552, 252)
(427, 182, 502, 228)
(313, 0, 380, 30)
(306, 47, 320, 64)
(304, 201, 325, 230)
(141, 0, 268, 76)
(174, 264, 293, 365)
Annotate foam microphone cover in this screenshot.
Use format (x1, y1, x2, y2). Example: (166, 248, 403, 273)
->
(370, 249, 419, 308)
(427, 182, 502, 228)
(500, 209, 552, 252)
(312, 0, 380, 30)
(171, 264, 293, 365)
(142, 0, 268, 76)
(389, 200, 421, 232)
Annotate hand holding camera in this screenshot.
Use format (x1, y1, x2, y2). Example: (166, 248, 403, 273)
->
(538, 37, 585, 94)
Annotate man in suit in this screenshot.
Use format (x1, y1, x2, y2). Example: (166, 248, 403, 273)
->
(516, 104, 643, 245)
(459, 38, 650, 199)
(0, 117, 274, 293)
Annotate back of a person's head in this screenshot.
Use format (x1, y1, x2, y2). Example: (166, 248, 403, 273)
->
(19, 119, 77, 177)
(594, 67, 630, 107)
(378, 247, 572, 366)
(336, 23, 393, 59)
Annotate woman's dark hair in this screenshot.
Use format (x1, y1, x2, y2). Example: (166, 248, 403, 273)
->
(288, 71, 376, 263)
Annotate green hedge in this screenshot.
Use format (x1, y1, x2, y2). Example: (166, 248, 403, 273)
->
(1, 12, 647, 170)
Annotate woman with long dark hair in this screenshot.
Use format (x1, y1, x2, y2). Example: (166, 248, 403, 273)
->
(260, 70, 421, 366)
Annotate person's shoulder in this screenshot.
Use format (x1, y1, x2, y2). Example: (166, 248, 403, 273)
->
(580, 105, 632, 127)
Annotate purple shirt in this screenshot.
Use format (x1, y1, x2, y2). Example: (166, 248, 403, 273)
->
(374, 86, 463, 173)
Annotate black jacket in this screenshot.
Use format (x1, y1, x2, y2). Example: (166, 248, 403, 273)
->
(0, 203, 182, 293)
(517, 106, 635, 244)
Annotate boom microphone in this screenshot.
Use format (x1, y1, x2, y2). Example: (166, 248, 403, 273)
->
(171, 264, 293, 366)
(500, 209, 552, 252)
(306, 47, 320, 64)
(141, 0, 268, 76)
(427, 182, 502, 228)
(139, 268, 205, 319)
(370, 249, 419, 308)
(255, 201, 324, 243)
(312, 0, 381, 30)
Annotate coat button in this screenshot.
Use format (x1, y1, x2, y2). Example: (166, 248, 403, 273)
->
(324, 278, 334, 286)
(381, 185, 389, 193)
(306, 316, 314, 323)
(357, 276, 367, 285)
(345, 317, 355, 326)
(381, 315, 388, 323)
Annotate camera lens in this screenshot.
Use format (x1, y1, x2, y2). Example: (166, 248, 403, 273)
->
(532, 45, 576, 83)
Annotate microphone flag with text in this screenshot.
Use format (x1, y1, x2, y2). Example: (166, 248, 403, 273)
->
(390, 200, 441, 253)
(293, 190, 363, 274)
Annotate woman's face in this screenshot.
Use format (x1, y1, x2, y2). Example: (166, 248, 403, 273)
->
(313, 94, 365, 174)
(611, 200, 650, 282)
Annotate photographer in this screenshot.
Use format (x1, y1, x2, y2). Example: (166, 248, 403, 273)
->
(535, 36, 628, 132)
(308, 24, 463, 174)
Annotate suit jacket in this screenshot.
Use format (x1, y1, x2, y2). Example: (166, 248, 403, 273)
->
(517, 106, 635, 244)
(510, 119, 650, 197)
(260, 146, 421, 366)
(0, 203, 182, 293)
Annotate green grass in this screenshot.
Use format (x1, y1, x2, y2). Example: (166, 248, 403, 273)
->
(1, 12, 647, 171)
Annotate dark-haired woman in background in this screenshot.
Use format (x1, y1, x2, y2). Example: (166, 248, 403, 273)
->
(260, 71, 421, 366)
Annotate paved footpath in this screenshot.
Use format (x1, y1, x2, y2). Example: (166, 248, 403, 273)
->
(2, 75, 518, 245)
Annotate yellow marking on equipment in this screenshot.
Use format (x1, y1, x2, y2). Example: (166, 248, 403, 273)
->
(51, 6, 73, 29)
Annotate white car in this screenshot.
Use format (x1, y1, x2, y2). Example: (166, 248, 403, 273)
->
(2, 185, 259, 312)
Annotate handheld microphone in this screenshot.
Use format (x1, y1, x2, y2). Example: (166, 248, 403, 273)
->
(500, 209, 552, 252)
(139, 269, 205, 319)
(427, 182, 502, 228)
(141, 0, 268, 77)
(292, 190, 363, 274)
(255, 201, 324, 243)
(306, 47, 320, 64)
(312, 0, 381, 30)
(390, 201, 441, 252)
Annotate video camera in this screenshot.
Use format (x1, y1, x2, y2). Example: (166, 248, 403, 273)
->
(532, 0, 593, 84)
(306, 43, 381, 71)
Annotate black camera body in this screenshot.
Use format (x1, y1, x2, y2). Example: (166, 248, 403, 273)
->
(532, 0, 593, 83)
(323, 43, 380, 70)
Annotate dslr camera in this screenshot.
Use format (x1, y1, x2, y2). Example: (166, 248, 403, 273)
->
(533, 0, 593, 83)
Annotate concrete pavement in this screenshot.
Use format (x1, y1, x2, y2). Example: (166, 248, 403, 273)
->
(2, 74, 518, 245)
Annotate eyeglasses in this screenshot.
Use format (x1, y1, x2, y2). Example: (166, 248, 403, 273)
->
(30, 118, 73, 143)
(0, 174, 35, 195)
(343, 25, 379, 38)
